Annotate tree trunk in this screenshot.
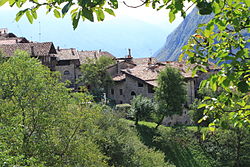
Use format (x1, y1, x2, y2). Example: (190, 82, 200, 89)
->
(155, 115, 165, 129)
(235, 129, 242, 167)
(135, 116, 139, 125)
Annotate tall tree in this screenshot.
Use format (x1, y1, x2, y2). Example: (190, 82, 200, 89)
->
(154, 66, 186, 129)
(80, 55, 114, 101)
(0, 51, 108, 166)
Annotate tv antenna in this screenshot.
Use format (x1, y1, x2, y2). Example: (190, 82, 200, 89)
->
(38, 21, 41, 42)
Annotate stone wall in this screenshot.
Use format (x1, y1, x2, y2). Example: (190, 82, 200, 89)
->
(108, 74, 154, 104)
(55, 62, 76, 85)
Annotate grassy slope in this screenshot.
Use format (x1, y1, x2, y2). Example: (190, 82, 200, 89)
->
(122, 120, 215, 167)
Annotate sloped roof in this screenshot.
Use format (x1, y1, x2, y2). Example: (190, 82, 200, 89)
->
(56, 48, 79, 60)
(0, 42, 56, 57)
(0, 37, 29, 44)
(120, 61, 197, 87)
(113, 74, 126, 81)
(131, 57, 157, 65)
(78, 50, 115, 64)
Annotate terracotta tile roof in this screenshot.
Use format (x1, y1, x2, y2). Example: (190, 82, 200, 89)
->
(55, 48, 79, 60)
(122, 64, 164, 81)
(120, 61, 197, 87)
(131, 57, 157, 65)
(0, 37, 29, 44)
(78, 50, 115, 64)
(0, 42, 56, 57)
(113, 74, 126, 81)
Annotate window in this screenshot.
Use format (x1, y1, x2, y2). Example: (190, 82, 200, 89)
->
(120, 101, 123, 104)
(78, 75, 82, 78)
(148, 85, 155, 93)
(119, 89, 123, 95)
(64, 70, 70, 75)
(131, 91, 136, 96)
(58, 60, 70, 66)
(138, 82, 143, 87)
(111, 89, 114, 95)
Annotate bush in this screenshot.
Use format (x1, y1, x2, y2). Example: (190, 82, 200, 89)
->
(96, 111, 174, 167)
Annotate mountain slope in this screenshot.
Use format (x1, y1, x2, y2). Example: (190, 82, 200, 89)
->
(154, 8, 213, 61)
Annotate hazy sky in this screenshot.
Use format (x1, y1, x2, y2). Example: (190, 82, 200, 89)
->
(0, 1, 185, 58)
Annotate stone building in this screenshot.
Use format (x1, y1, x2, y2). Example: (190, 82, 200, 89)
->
(106, 54, 219, 126)
(107, 59, 197, 105)
(0, 42, 58, 70)
(55, 48, 80, 87)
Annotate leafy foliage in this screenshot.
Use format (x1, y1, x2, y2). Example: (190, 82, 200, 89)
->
(0, 0, 240, 29)
(97, 112, 174, 167)
(80, 55, 114, 101)
(0, 52, 108, 166)
(154, 66, 186, 128)
(130, 95, 155, 125)
(127, 120, 250, 167)
(182, 1, 250, 129)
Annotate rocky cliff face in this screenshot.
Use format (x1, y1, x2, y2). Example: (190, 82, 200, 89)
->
(154, 8, 213, 61)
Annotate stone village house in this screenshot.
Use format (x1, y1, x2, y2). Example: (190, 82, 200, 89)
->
(0, 28, 218, 125)
(106, 51, 219, 125)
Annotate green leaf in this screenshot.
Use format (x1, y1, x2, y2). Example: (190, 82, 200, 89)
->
(72, 12, 80, 30)
(82, 9, 94, 22)
(9, 0, 15, 6)
(53, 9, 61, 18)
(25, 10, 33, 24)
(95, 9, 105, 21)
(62, 2, 72, 15)
(0, 0, 8, 6)
(208, 122, 216, 132)
(237, 81, 249, 93)
(31, 10, 37, 19)
(198, 103, 207, 109)
(16, 10, 25, 22)
(178, 53, 184, 61)
(104, 8, 115, 16)
(244, 0, 250, 7)
(169, 11, 176, 23)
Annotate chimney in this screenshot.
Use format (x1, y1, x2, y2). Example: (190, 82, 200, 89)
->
(128, 48, 132, 58)
(71, 48, 75, 55)
(148, 57, 152, 65)
(117, 60, 120, 75)
(57, 46, 60, 51)
(31, 46, 35, 56)
(0, 28, 8, 35)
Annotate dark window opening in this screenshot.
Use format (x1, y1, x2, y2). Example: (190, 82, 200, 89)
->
(111, 89, 114, 95)
(131, 91, 136, 96)
(58, 60, 70, 66)
(120, 101, 123, 104)
(119, 89, 123, 95)
(148, 85, 155, 93)
(64, 70, 70, 75)
(138, 82, 143, 87)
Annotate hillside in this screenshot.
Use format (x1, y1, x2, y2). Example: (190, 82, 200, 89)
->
(154, 8, 213, 61)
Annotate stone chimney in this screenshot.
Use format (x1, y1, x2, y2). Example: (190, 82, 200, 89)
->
(128, 48, 132, 58)
(148, 57, 152, 65)
(71, 48, 75, 55)
(31, 46, 35, 56)
(57, 46, 60, 51)
(117, 60, 120, 75)
(0, 28, 8, 35)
